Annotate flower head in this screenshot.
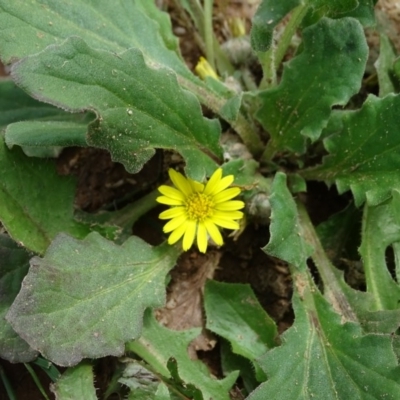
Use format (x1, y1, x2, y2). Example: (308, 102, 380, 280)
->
(195, 57, 219, 80)
(157, 168, 244, 253)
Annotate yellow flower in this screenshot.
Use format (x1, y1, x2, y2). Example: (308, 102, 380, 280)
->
(157, 168, 244, 253)
(228, 17, 246, 38)
(195, 57, 219, 80)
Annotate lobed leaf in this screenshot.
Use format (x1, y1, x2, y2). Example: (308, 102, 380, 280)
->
(302, 94, 400, 206)
(0, 234, 37, 362)
(248, 291, 400, 400)
(257, 17, 368, 156)
(6, 233, 180, 366)
(254, 167, 400, 399)
(0, 0, 189, 80)
(263, 172, 313, 268)
(127, 310, 238, 400)
(359, 191, 400, 310)
(11, 37, 221, 180)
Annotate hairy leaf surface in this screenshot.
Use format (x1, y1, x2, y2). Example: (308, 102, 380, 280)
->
(7, 233, 179, 366)
(50, 362, 97, 400)
(303, 94, 400, 206)
(12, 37, 221, 179)
(258, 17, 367, 156)
(254, 173, 400, 399)
(248, 292, 400, 400)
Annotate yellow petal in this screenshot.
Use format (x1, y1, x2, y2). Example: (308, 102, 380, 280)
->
(157, 196, 183, 206)
(163, 214, 187, 233)
(215, 200, 245, 211)
(215, 175, 234, 193)
(204, 168, 223, 195)
(168, 169, 192, 197)
(197, 223, 208, 253)
(213, 187, 241, 203)
(159, 207, 185, 220)
(188, 178, 204, 193)
(158, 185, 185, 201)
(204, 220, 223, 245)
(206, 175, 234, 196)
(182, 220, 197, 250)
(212, 217, 240, 230)
(168, 222, 187, 245)
(213, 210, 244, 220)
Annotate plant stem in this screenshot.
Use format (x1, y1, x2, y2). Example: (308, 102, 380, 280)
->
(259, 2, 309, 90)
(203, 0, 215, 69)
(233, 114, 263, 157)
(186, 0, 205, 37)
(297, 200, 358, 322)
(172, 0, 234, 76)
(259, 139, 278, 164)
(105, 189, 159, 233)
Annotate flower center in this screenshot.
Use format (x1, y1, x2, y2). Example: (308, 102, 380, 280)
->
(185, 193, 214, 221)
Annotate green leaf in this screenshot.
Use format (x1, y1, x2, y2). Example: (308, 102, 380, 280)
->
(0, 79, 91, 156)
(12, 37, 221, 180)
(248, 291, 400, 400)
(220, 340, 258, 395)
(127, 310, 238, 400)
(393, 56, 400, 89)
(0, 2, 255, 157)
(375, 34, 397, 97)
(0, 79, 65, 127)
(0, 140, 90, 254)
(255, 168, 400, 398)
(154, 383, 173, 400)
(302, 94, 400, 206)
(0, 0, 190, 81)
(6, 233, 179, 366)
(342, 0, 376, 27)
(50, 362, 97, 400)
(316, 203, 361, 261)
(333, 269, 400, 334)
(305, 0, 376, 27)
(0, 234, 37, 362)
(310, 0, 358, 14)
(250, 0, 301, 52)
(359, 192, 400, 310)
(120, 361, 170, 399)
(263, 172, 312, 268)
(204, 280, 277, 380)
(258, 17, 368, 156)
(5, 119, 89, 157)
